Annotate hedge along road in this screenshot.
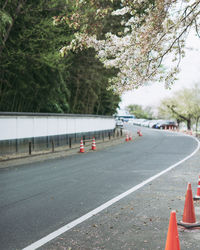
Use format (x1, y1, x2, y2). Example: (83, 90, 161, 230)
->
(0, 126, 199, 250)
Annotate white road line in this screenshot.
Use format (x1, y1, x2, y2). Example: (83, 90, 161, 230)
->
(22, 137, 200, 250)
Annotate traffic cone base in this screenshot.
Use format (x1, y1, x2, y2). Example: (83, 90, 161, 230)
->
(193, 195, 200, 201)
(165, 211, 180, 250)
(178, 221, 200, 227)
(178, 183, 200, 229)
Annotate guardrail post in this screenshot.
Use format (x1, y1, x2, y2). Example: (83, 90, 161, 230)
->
(32, 137, 35, 150)
(75, 134, 77, 143)
(83, 135, 86, 145)
(69, 137, 72, 148)
(15, 139, 18, 153)
(29, 142, 32, 155)
(52, 140, 54, 153)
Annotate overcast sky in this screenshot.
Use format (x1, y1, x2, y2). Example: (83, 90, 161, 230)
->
(119, 31, 200, 112)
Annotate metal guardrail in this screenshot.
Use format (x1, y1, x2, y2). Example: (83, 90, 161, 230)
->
(0, 128, 124, 160)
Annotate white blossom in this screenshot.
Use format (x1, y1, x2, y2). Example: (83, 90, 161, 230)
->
(60, 0, 200, 92)
(112, 6, 131, 16)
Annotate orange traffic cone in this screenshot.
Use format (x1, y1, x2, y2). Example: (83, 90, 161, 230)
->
(193, 176, 200, 200)
(125, 134, 129, 142)
(178, 183, 200, 228)
(165, 211, 180, 250)
(129, 133, 132, 141)
(80, 139, 84, 153)
(91, 137, 96, 150)
(139, 130, 142, 136)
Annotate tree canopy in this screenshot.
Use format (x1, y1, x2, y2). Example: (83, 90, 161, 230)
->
(1, 0, 199, 114)
(0, 0, 121, 114)
(158, 84, 200, 130)
(60, 0, 200, 92)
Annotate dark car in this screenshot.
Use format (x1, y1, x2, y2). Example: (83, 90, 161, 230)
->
(155, 120, 177, 129)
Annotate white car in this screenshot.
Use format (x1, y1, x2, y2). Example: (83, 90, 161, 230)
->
(116, 120, 123, 128)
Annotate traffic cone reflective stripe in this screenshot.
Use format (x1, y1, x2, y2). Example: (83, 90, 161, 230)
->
(165, 211, 180, 250)
(194, 176, 200, 200)
(80, 139, 84, 153)
(196, 185, 200, 197)
(92, 137, 96, 150)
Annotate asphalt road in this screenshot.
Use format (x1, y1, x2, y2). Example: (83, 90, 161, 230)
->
(0, 126, 198, 250)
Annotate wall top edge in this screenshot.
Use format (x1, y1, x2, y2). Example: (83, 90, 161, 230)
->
(0, 112, 114, 119)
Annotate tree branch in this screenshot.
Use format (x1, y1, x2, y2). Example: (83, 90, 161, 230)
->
(167, 104, 190, 121)
(2, 0, 9, 10)
(0, 0, 27, 56)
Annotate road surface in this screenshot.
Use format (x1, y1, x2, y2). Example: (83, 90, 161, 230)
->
(0, 126, 198, 249)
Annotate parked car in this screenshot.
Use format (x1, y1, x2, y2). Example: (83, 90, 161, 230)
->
(153, 120, 177, 129)
(152, 120, 165, 129)
(115, 119, 123, 128)
(159, 121, 177, 129)
(148, 120, 159, 128)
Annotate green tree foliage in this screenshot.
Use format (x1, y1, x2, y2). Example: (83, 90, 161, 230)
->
(126, 104, 154, 119)
(0, 0, 72, 112)
(158, 84, 200, 131)
(0, 0, 120, 115)
(66, 48, 120, 115)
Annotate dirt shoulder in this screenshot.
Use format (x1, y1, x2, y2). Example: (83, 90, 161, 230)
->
(0, 134, 130, 169)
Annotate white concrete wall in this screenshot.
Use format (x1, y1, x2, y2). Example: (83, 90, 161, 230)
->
(0, 114, 115, 141)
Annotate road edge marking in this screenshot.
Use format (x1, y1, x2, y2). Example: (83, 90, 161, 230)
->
(22, 137, 200, 250)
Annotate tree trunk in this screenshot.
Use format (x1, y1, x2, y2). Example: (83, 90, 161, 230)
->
(176, 119, 181, 128)
(195, 117, 200, 133)
(167, 105, 192, 130)
(187, 119, 191, 130)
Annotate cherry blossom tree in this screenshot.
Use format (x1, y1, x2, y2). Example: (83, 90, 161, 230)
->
(158, 84, 200, 130)
(58, 0, 200, 93)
